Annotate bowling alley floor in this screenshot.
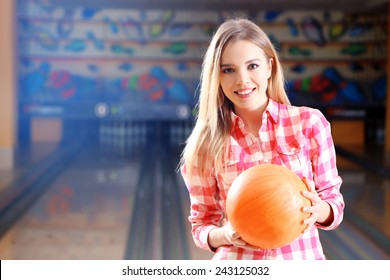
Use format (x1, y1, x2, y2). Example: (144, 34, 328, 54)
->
(0, 140, 388, 260)
(0, 141, 213, 260)
(326, 144, 390, 259)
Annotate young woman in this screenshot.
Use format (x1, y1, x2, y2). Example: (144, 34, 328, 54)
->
(180, 18, 344, 260)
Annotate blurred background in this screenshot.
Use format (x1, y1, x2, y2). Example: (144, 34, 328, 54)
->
(0, 0, 389, 260)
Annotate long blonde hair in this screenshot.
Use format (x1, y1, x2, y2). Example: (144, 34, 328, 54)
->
(180, 18, 290, 179)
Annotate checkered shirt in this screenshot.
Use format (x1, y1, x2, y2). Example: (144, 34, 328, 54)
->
(181, 98, 344, 260)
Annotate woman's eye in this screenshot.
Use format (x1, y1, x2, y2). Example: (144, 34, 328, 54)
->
(222, 68, 234, 74)
(248, 63, 259, 70)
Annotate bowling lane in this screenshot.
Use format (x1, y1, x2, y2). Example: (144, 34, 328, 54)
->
(335, 144, 390, 244)
(318, 146, 390, 260)
(0, 147, 141, 259)
(0, 120, 212, 260)
(122, 121, 213, 260)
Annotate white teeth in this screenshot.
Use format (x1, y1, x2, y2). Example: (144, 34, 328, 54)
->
(235, 89, 253, 95)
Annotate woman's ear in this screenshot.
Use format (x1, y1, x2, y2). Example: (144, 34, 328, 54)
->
(267, 58, 274, 78)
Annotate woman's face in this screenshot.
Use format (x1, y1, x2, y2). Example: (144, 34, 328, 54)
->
(219, 39, 272, 115)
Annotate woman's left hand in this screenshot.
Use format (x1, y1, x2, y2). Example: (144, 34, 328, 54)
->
(301, 177, 331, 233)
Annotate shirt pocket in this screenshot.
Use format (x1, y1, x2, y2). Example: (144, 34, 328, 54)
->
(219, 156, 240, 188)
(274, 138, 307, 175)
(217, 146, 244, 199)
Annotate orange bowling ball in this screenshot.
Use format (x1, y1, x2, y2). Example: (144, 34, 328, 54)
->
(226, 164, 311, 249)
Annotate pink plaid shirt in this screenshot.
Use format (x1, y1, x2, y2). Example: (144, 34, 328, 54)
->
(181, 99, 344, 260)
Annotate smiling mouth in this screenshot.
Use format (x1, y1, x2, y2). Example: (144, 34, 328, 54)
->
(234, 88, 255, 95)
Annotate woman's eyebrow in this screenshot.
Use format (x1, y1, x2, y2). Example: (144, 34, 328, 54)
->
(245, 59, 261, 64)
(220, 63, 232, 68)
(220, 59, 261, 68)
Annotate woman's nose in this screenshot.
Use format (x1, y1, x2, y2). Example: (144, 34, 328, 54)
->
(235, 70, 249, 85)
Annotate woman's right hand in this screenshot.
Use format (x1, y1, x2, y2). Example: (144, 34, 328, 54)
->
(208, 221, 260, 250)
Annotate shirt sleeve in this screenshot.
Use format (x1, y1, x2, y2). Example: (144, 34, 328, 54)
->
(180, 162, 223, 252)
(309, 109, 345, 230)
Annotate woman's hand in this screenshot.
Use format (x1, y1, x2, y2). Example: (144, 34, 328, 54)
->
(208, 221, 259, 250)
(222, 222, 259, 250)
(301, 178, 333, 233)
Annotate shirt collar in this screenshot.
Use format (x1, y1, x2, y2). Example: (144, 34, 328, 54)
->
(230, 98, 280, 129)
(266, 98, 280, 124)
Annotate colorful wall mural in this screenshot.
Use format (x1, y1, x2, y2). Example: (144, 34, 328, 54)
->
(18, 0, 387, 120)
